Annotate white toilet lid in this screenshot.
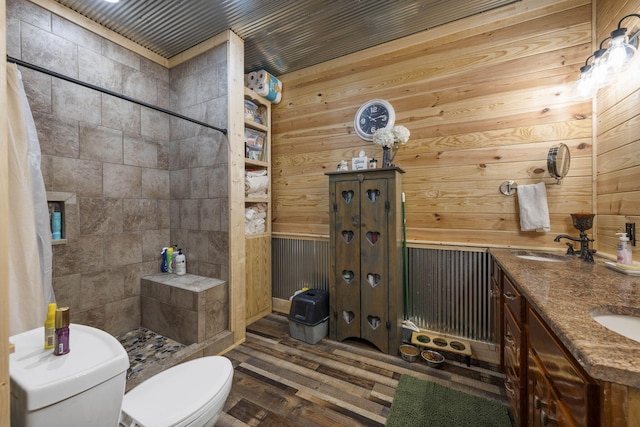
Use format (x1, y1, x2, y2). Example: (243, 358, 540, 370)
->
(121, 356, 233, 427)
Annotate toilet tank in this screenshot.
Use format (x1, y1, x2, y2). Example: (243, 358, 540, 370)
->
(10, 324, 130, 427)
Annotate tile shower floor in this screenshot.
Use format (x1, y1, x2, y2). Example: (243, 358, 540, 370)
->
(116, 327, 186, 382)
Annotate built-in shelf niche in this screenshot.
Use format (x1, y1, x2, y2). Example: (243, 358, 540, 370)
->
(46, 191, 75, 245)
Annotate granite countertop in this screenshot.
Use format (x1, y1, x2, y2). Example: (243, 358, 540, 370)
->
(490, 248, 640, 389)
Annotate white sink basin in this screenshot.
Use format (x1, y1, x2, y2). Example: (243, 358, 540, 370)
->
(512, 251, 568, 262)
(591, 313, 640, 343)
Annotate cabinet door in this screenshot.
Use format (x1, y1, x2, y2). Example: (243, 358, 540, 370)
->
(504, 308, 526, 426)
(333, 180, 361, 341)
(491, 260, 503, 367)
(529, 350, 577, 427)
(528, 308, 598, 426)
(359, 178, 389, 353)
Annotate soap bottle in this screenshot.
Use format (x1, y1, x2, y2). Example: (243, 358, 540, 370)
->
(54, 306, 70, 356)
(616, 233, 632, 264)
(167, 246, 174, 273)
(175, 249, 186, 276)
(44, 302, 57, 350)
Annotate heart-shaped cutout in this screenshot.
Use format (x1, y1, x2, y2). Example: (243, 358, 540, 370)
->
(341, 190, 354, 204)
(367, 315, 381, 330)
(366, 189, 381, 202)
(367, 273, 381, 288)
(341, 270, 355, 283)
(343, 311, 355, 324)
(366, 231, 380, 245)
(341, 230, 354, 244)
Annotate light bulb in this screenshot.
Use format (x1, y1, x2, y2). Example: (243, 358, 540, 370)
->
(604, 28, 637, 72)
(574, 67, 595, 99)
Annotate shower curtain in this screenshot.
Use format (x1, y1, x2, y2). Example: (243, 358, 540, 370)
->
(7, 63, 55, 336)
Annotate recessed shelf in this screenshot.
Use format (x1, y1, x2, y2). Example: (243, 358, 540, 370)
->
(47, 191, 75, 245)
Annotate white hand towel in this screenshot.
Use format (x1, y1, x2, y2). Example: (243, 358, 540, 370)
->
(518, 182, 550, 232)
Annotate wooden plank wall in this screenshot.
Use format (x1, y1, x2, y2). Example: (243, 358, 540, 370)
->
(271, 0, 594, 250)
(595, 0, 640, 261)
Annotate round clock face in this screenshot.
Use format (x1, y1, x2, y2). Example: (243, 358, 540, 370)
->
(354, 99, 396, 141)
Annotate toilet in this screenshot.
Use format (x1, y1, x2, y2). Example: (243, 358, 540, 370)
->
(9, 324, 233, 427)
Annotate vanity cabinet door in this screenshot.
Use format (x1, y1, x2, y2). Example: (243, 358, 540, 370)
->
(490, 259, 503, 367)
(528, 350, 576, 427)
(504, 308, 526, 426)
(528, 308, 599, 426)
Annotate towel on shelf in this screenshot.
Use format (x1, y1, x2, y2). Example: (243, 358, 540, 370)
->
(518, 182, 550, 232)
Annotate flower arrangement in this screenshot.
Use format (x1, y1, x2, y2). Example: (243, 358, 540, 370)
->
(372, 125, 410, 148)
(372, 125, 410, 167)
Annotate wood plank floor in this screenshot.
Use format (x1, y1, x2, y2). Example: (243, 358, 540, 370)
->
(216, 313, 510, 426)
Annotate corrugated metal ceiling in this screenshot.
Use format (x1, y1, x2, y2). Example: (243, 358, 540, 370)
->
(54, 0, 519, 75)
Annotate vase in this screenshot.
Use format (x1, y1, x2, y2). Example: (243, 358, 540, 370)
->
(382, 145, 397, 168)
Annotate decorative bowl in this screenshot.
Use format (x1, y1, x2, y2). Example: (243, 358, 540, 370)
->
(399, 344, 419, 362)
(421, 350, 445, 368)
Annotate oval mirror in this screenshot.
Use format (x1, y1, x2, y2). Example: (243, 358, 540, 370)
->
(547, 143, 571, 183)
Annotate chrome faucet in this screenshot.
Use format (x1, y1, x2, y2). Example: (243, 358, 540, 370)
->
(554, 234, 595, 263)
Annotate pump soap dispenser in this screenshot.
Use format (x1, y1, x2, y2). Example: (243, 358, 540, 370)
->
(616, 233, 633, 265)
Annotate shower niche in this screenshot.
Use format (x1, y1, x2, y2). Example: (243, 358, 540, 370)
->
(327, 168, 404, 354)
(46, 192, 74, 245)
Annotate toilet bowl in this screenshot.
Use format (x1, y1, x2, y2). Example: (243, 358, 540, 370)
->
(10, 324, 233, 427)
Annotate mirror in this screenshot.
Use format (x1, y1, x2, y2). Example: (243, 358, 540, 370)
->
(547, 143, 570, 183)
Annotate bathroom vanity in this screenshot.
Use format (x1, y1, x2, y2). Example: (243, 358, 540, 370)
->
(490, 249, 640, 427)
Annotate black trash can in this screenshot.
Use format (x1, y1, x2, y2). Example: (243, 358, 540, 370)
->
(288, 289, 329, 344)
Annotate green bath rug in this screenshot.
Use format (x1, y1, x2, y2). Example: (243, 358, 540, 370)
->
(386, 374, 512, 427)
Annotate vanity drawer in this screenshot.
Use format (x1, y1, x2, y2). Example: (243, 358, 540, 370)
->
(503, 275, 524, 322)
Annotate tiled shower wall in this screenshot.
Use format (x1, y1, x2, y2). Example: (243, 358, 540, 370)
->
(168, 50, 229, 281)
(6, 0, 228, 336)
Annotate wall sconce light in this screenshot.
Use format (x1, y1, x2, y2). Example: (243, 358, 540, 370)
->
(575, 13, 640, 97)
(575, 55, 595, 99)
(603, 14, 640, 72)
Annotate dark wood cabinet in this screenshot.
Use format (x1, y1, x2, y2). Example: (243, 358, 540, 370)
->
(493, 262, 600, 426)
(327, 168, 403, 354)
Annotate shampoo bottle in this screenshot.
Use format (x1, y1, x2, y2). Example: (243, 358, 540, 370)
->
(44, 303, 57, 350)
(175, 249, 186, 275)
(54, 306, 70, 356)
(616, 233, 632, 264)
(51, 206, 62, 240)
(161, 247, 169, 272)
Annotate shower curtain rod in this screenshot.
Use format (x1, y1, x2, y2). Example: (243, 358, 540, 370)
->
(6, 56, 228, 136)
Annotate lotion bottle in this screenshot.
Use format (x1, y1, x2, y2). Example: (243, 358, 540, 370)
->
(44, 303, 57, 350)
(616, 233, 632, 264)
(175, 249, 186, 275)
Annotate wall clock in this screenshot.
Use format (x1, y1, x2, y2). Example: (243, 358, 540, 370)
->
(354, 99, 395, 141)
